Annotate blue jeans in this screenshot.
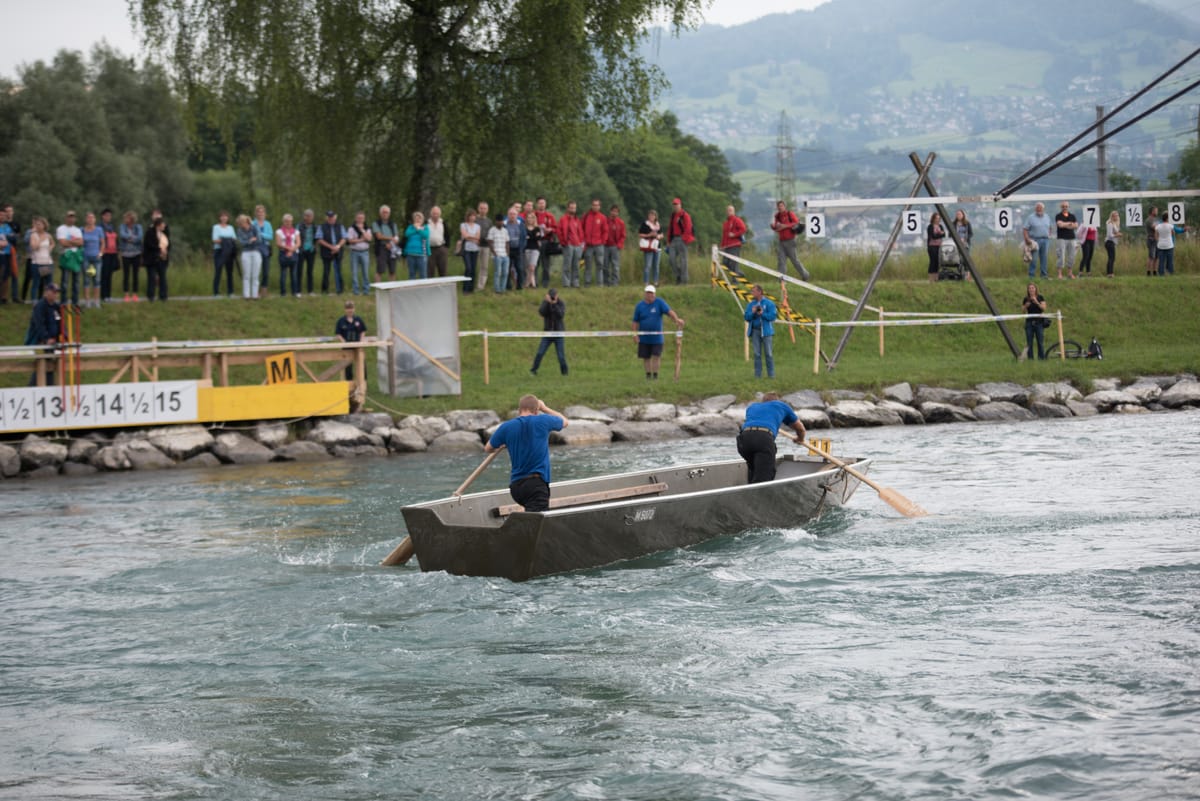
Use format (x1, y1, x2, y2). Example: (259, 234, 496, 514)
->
(750, 330, 774, 378)
(1028, 237, 1049, 277)
(350, 249, 370, 293)
(1025, 318, 1046, 360)
(493, 255, 510, 292)
(1157, 247, 1174, 275)
(279, 255, 299, 296)
(532, 336, 568, 374)
(461, 250, 477, 293)
(642, 250, 660, 285)
(321, 254, 343, 293)
(406, 254, 427, 280)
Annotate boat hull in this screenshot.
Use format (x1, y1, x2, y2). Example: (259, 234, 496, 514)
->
(401, 455, 867, 581)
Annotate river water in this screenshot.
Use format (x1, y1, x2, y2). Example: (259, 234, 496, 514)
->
(2, 410, 1198, 800)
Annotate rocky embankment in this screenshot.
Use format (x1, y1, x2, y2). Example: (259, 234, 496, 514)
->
(3, 375, 1198, 480)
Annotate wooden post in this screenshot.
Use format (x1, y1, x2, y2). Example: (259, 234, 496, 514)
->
(202, 352, 213, 384)
(483, 329, 490, 385)
(151, 336, 159, 381)
(1055, 311, 1065, 360)
(878, 307, 885, 358)
(131, 355, 140, 383)
(219, 353, 229, 386)
(813, 319, 821, 374)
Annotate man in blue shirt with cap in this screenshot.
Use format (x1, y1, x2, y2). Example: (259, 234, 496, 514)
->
(737, 391, 807, 483)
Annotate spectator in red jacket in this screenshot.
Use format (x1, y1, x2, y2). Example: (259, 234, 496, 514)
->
(666, 197, 695, 284)
(581, 199, 609, 288)
(557, 201, 584, 288)
(535, 197, 558, 286)
(604, 204, 626, 286)
(770, 200, 810, 281)
(720, 205, 748, 277)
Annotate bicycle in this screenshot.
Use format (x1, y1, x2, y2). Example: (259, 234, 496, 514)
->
(1045, 336, 1102, 360)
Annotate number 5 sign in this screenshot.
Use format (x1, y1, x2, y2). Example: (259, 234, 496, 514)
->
(903, 210, 921, 235)
(995, 207, 1013, 232)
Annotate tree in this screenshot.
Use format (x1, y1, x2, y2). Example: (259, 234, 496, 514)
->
(136, 0, 705, 214)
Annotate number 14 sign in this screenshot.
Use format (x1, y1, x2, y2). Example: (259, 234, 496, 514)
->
(0, 380, 199, 433)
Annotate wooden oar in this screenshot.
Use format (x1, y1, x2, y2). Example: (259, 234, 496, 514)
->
(794, 436, 928, 517)
(380, 447, 505, 567)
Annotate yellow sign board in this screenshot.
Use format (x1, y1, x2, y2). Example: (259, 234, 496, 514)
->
(266, 352, 297, 384)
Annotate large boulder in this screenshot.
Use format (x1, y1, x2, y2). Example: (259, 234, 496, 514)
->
(876, 400, 925, 425)
(213, 432, 275, 465)
(147, 425, 215, 460)
(306, 419, 371, 447)
(796, 408, 834, 430)
(563, 405, 614, 423)
(676, 413, 741, 437)
(67, 439, 99, 463)
(551, 420, 613, 446)
(975, 381, 1029, 405)
(882, 382, 913, 404)
(396, 414, 451, 443)
(444, 409, 502, 432)
(254, 421, 290, 448)
(20, 438, 67, 471)
(623, 403, 677, 422)
(335, 412, 394, 432)
(386, 428, 428, 452)
(125, 439, 175, 470)
(61, 461, 98, 477)
(181, 452, 222, 469)
(1030, 401, 1074, 419)
(1159, 379, 1200, 409)
(332, 443, 389, 458)
(972, 401, 1036, 422)
(427, 430, 485, 452)
(919, 402, 978, 424)
(1123, 381, 1163, 403)
(1029, 382, 1083, 405)
(1084, 389, 1142, 412)
(274, 441, 332, 462)
(1066, 400, 1099, 417)
(0, 443, 21, 477)
(827, 389, 868, 401)
(721, 403, 751, 422)
(695, 394, 737, 414)
(782, 389, 827, 410)
(90, 444, 131, 471)
(609, 421, 690, 442)
(914, 386, 989, 408)
(826, 400, 905, 428)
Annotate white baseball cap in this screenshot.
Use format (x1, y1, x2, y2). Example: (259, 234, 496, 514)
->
(643, 284, 656, 293)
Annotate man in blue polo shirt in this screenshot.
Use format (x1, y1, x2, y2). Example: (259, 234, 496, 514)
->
(486, 394, 569, 512)
(631, 284, 684, 380)
(737, 391, 807, 483)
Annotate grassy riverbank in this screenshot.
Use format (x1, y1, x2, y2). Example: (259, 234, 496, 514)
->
(2, 244, 1197, 417)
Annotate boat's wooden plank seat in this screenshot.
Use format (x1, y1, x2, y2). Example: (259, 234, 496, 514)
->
(492, 482, 668, 517)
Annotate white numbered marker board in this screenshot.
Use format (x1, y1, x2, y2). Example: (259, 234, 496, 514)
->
(1082, 205, 1100, 229)
(995, 207, 1013, 232)
(806, 212, 825, 238)
(903, 210, 921, 236)
(0, 380, 199, 433)
(1167, 202, 1185, 226)
(1126, 204, 1142, 228)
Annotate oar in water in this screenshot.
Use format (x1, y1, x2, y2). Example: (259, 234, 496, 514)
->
(794, 436, 928, 518)
(380, 447, 506, 567)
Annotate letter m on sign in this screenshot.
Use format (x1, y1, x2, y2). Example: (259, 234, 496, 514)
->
(266, 352, 297, 385)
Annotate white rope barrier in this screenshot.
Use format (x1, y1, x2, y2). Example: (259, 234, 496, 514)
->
(815, 311, 1057, 329)
(805, 188, 1200, 209)
(459, 330, 679, 339)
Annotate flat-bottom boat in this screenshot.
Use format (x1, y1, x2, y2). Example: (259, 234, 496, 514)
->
(396, 453, 869, 581)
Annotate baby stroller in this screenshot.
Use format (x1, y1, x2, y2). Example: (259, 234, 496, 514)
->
(937, 242, 964, 281)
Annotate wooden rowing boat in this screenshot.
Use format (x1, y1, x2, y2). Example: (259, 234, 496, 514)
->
(395, 453, 869, 581)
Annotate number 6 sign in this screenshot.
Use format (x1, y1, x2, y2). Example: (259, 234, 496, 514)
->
(995, 207, 1013, 232)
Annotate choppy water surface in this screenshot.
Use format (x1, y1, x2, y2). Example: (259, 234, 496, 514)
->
(2, 411, 1198, 800)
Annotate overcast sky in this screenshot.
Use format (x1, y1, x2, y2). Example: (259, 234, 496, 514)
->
(2, 0, 830, 78)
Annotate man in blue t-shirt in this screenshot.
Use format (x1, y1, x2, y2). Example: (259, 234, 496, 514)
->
(486, 394, 569, 512)
(631, 284, 684, 380)
(737, 391, 807, 483)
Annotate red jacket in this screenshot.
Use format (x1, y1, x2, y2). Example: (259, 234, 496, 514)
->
(557, 213, 583, 247)
(582, 209, 609, 247)
(668, 210, 694, 244)
(535, 210, 557, 232)
(721, 215, 747, 249)
(606, 216, 626, 248)
(773, 210, 799, 242)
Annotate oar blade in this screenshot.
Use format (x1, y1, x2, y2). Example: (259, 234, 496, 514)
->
(381, 536, 415, 566)
(877, 487, 928, 518)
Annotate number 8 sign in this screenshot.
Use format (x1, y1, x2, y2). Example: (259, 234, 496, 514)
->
(1167, 202, 1185, 225)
